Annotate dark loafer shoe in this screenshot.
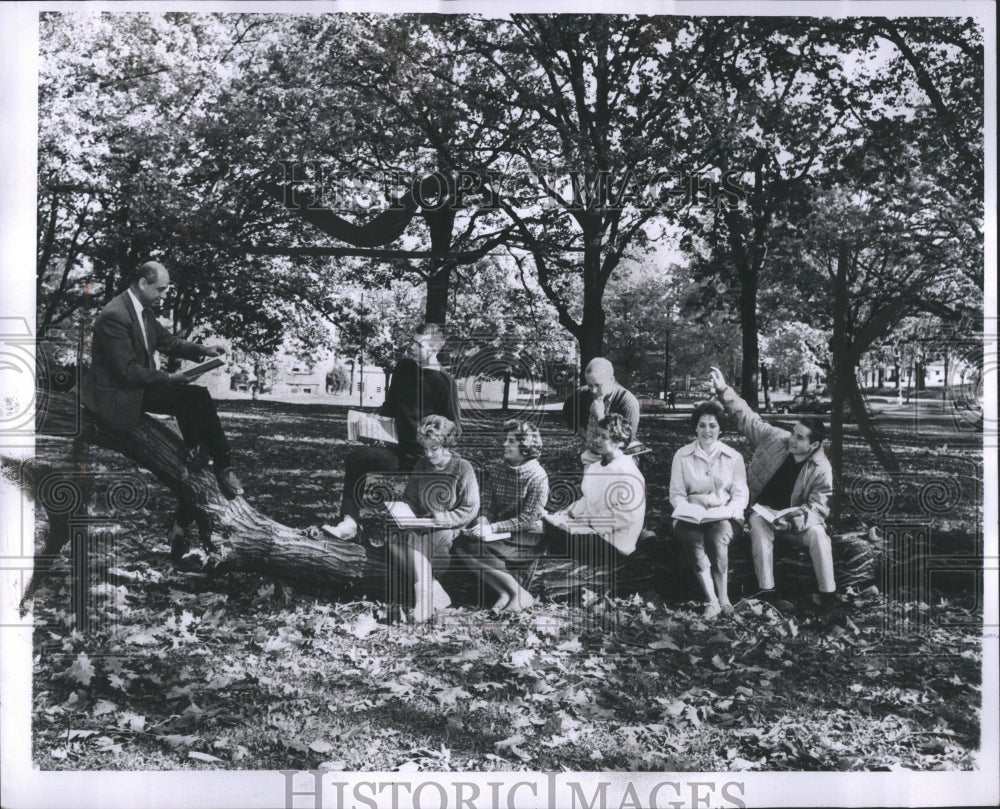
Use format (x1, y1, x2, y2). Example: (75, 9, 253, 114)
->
(754, 590, 795, 613)
(215, 467, 244, 499)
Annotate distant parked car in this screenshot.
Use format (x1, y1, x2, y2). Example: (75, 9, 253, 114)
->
(777, 392, 860, 422)
(776, 392, 830, 414)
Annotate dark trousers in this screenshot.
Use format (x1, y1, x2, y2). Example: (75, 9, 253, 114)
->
(142, 383, 231, 468)
(340, 445, 420, 520)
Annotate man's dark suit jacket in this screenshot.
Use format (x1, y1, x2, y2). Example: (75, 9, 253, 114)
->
(81, 290, 205, 432)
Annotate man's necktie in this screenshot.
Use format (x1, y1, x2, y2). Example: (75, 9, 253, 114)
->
(141, 309, 155, 369)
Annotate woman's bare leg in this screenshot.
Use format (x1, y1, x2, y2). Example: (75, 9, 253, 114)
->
(455, 548, 511, 610)
(487, 569, 535, 613)
(410, 548, 435, 623)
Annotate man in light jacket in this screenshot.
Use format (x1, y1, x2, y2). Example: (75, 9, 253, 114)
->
(708, 367, 841, 622)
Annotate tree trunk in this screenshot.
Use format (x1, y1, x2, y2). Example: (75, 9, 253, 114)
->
(760, 363, 771, 411)
(423, 205, 456, 324)
(492, 528, 880, 603)
(501, 369, 511, 412)
(739, 266, 760, 410)
(662, 326, 671, 396)
(425, 265, 451, 325)
(829, 242, 899, 492)
(578, 308, 605, 371)
(358, 354, 364, 406)
(828, 241, 851, 526)
(18, 392, 388, 613)
(943, 350, 950, 403)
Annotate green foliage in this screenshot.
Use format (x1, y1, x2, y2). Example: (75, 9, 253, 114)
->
(37, 13, 339, 356)
(37, 12, 983, 416)
(449, 259, 576, 389)
(762, 322, 830, 385)
(328, 286, 423, 373)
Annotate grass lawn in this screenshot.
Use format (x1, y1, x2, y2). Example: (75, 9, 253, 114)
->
(28, 400, 984, 772)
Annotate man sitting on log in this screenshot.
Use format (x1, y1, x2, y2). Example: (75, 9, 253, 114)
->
(81, 261, 243, 499)
(563, 357, 641, 466)
(708, 366, 842, 623)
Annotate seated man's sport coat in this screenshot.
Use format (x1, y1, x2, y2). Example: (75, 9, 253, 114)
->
(81, 290, 205, 432)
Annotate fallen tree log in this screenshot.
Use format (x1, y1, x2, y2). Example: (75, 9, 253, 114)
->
(11, 391, 389, 613)
(12, 391, 894, 617)
(443, 527, 881, 607)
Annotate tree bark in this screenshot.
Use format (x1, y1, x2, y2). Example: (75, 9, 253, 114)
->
(739, 266, 760, 410)
(18, 392, 388, 612)
(662, 325, 671, 396)
(760, 363, 771, 411)
(423, 203, 456, 324)
(828, 241, 851, 525)
(577, 248, 608, 373)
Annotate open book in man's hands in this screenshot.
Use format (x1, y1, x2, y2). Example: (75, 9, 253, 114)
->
(181, 357, 225, 380)
(385, 501, 435, 528)
(751, 503, 800, 524)
(348, 410, 398, 444)
(670, 501, 729, 524)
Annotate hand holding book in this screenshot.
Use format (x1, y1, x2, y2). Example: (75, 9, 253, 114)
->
(751, 503, 801, 526)
(181, 357, 225, 380)
(347, 410, 398, 444)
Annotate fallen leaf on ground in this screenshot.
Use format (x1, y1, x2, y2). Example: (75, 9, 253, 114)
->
(64, 653, 95, 687)
(189, 751, 224, 763)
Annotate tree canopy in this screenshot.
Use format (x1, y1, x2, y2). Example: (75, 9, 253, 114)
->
(37, 12, 984, 416)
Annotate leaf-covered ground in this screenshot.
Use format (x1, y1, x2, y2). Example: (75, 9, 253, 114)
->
(29, 400, 984, 771)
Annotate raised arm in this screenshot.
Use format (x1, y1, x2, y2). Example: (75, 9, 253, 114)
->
(709, 366, 786, 449)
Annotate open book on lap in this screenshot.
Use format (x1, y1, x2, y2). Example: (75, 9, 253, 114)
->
(474, 529, 512, 542)
(751, 503, 799, 524)
(670, 501, 729, 525)
(385, 500, 435, 528)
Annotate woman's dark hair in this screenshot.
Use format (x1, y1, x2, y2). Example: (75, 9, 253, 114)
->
(690, 400, 726, 433)
(502, 419, 543, 460)
(597, 413, 632, 448)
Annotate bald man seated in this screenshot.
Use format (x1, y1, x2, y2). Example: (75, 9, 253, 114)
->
(81, 261, 243, 499)
(563, 358, 641, 466)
